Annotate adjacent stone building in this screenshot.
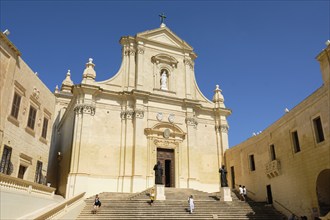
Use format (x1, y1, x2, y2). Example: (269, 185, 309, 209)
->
(49, 24, 231, 198)
(225, 43, 330, 218)
(0, 31, 55, 184)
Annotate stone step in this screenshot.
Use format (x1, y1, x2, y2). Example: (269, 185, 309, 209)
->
(77, 189, 285, 220)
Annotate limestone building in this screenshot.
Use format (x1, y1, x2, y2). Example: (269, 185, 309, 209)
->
(225, 43, 330, 218)
(0, 31, 55, 184)
(50, 24, 231, 198)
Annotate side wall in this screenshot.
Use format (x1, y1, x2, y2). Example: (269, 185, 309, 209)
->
(0, 33, 55, 184)
(225, 85, 330, 218)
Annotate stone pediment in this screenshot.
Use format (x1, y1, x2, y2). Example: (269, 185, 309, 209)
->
(136, 27, 193, 51)
(144, 122, 186, 140)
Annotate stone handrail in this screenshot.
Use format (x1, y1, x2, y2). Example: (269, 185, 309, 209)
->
(34, 192, 85, 220)
(274, 199, 297, 217)
(0, 173, 55, 196)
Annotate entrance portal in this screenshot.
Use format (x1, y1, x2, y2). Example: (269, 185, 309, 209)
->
(317, 169, 330, 216)
(157, 148, 175, 187)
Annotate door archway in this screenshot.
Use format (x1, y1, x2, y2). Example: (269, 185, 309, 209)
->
(316, 169, 330, 216)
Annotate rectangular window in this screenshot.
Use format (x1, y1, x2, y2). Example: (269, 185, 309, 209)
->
(270, 144, 276, 161)
(18, 165, 27, 179)
(10, 92, 21, 119)
(249, 154, 255, 171)
(0, 146, 12, 175)
(35, 161, 43, 184)
(41, 118, 48, 139)
(27, 106, 37, 130)
(313, 117, 325, 143)
(292, 131, 301, 153)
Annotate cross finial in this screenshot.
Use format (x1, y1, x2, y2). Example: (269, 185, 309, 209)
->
(159, 13, 166, 27)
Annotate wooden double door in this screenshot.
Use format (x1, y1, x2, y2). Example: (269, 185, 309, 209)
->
(157, 148, 175, 187)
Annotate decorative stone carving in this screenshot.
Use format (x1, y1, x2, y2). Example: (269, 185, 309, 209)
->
(266, 160, 281, 178)
(121, 110, 139, 120)
(82, 58, 96, 81)
(156, 112, 163, 121)
(220, 125, 229, 133)
(135, 109, 144, 119)
(137, 46, 145, 54)
(154, 139, 170, 147)
(126, 110, 134, 119)
(168, 114, 175, 123)
(163, 129, 171, 139)
(215, 124, 229, 133)
(33, 87, 40, 99)
(120, 111, 126, 120)
(74, 104, 95, 116)
(186, 117, 198, 127)
(184, 58, 194, 70)
(124, 48, 136, 56)
(153, 139, 179, 148)
(151, 54, 178, 68)
(120, 110, 135, 120)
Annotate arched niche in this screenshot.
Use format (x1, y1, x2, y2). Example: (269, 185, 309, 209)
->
(151, 54, 178, 91)
(316, 169, 330, 216)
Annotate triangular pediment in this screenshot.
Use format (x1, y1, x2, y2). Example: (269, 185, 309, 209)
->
(136, 27, 193, 51)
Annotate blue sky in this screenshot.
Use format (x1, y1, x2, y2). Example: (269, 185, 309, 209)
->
(1, 1, 329, 147)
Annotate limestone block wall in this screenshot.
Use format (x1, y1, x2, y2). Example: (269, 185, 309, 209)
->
(225, 85, 329, 218)
(0, 33, 55, 184)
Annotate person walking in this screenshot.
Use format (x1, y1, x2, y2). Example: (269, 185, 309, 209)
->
(239, 185, 244, 201)
(92, 194, 101, 214)
(150, 188, 155, 206)
(188, 195, 195, 214)
(242, 186, 247, 201)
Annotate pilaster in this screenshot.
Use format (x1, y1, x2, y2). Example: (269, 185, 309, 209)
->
(135, 42, 145, 90)
(185, 111, 199, 187)
(184, 57, 194, 99)
(132, 100, 147, 192)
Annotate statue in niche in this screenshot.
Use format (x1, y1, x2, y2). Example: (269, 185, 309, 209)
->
(160, 70, 168, 90)
(153, 161, 163, 184)
(219, 165, 228, 187)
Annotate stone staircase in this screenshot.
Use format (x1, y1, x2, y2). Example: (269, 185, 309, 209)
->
(77, 188, 286, 219)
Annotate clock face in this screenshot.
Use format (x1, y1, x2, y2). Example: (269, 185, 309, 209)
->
(168, 114, 175, 123)
(156, 112, 163, 121)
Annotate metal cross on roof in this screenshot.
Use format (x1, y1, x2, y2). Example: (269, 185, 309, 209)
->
(159, 13, 166, 24)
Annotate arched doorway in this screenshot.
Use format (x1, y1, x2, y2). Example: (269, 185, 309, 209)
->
(316, 169, 330, 216)
(145, 122, 185, 188)
(157, 148, 175, 187)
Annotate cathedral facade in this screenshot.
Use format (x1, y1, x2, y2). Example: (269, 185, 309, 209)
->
(51, 25, 231, 198)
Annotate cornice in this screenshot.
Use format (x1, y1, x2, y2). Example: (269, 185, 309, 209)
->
(0, 32, 21, 56)
(316, 44, 330, 60)
(137, 38, 194, 55)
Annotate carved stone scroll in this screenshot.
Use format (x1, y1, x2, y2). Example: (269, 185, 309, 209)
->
(185, 117, 198, 127)
(74, 104, 95, 116)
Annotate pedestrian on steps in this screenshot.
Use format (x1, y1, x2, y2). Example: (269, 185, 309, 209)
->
(188, 195, 195, 214)
(150, 188, 155, 206)
(239, 185, 244, 201)
(92, 194, 101, 214)
(242, 186, 247, 201)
